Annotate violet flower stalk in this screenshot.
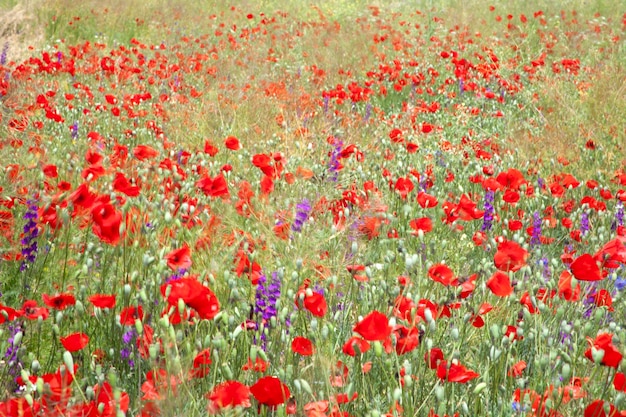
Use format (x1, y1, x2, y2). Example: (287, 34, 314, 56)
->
(328, 140, 343, 182)
(20, 199, 40, 271)
(530, 211, 542, 246)
(254, 271, 282, 350)
(5, 322, 24, 383)
(121, 328, 136, 369)
(291, 199, 311, 233)
(0, 43, 8, 66)
(611, 202, 624, 231)
(481, 190, 495, 232)
(580, 212, 590, 236)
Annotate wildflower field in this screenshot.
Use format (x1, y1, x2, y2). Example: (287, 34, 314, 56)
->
(1, 0, 626, 415)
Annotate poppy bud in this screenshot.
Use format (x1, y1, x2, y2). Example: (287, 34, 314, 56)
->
(63, 351, 74, 375)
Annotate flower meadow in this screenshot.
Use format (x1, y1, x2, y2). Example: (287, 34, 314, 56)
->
(1, 1, 626, 416)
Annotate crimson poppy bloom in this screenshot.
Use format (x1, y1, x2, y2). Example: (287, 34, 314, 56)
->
(428, 264, 455, 286)
(570, 253, 602, 281)
(342, 336, 371, 356)
(190, 349, 212, 378)
(112, 172, 140, 197)
(197, 174, 230, 198)
(584, 400, 619, 417)
(417, 192, 438, 208)
(60, 332, 89, 352)
(133, 145, 159, 160)
(21, 300, 49, 320)
(88, 294, 116, 309)
(303, 293, 327, 317)
(224, 136, 241, 150)
(207, 381, 251, 413)
(291, 336, 314, 356)
(241, 357, 268, 372)
(250, 376, 290, 408)
(394, 325, 420, 355)
(494, 240, 528, 272)
(353, 311, 391, 341)
(409, 217, 433, 234)
(425, 347, 445, 369)
(161, 277, 220, 320)
(119, 305, 144, 326)
(91, 200, 122, 245)
(43, 293, 76, 310)
(614, 372, 626, 392)
(486, 271, 514, 297)
(437, 360, 480, 383)
(584, 333, 623, 368)
(165, 245, 192, 271)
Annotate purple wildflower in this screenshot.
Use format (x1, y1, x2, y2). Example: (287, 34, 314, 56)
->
(530, 211, 541, 246)
(611, 202, 623, 231)
(5, 322, 24, 385)
(327, 140, 343, 182)
(70, 121, 79, 140)
(20, 199, 40, 271)
(0, 43, 8, 66)
(291, 199, 311, 233)
(254, 271, 281, 350)
(121, 328, 136, 368)
(580, 212, 590, 236)
(481, 190, 495, 232)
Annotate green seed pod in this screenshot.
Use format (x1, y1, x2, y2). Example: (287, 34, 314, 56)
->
(63, 351, 74, 375)
(473, 382, 487, 395)
(435, 385, 445, 401)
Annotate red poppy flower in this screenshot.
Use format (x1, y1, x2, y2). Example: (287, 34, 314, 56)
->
(250, 376, 290, 408)
(394, 325, 420, 355)
(584, 333, 623, 368)
(437, 360, 480, 383)
(225, 136, 241, 150)
(42, 293, 76, 310)
(112, 172, 140, 197)
(190, 349, 212, 378)
(60, 332, 89, 352)
(207, 381, 251, 413)
(21, 300, 49, 320)
(353, 311, 391, 341)
(486, 271, 514, 297)
(197, 174, 230, 198)
(165, 245, 192, 271)
(133, 144, 159, 160)
(425, 348, 445, 369)
(570, 253, 602, 281)
(119, 305, 144, 325)
(507, 360, 526, 377)
(428, 264, 455, 286)
(342, 336, 371, 356)
(558, 271, 580, 301)
(584, 400, 619, 417)
(91, 200, 122, 245)
(394, 177, 414, 199)
(303, 293, 327, 317)
(43, 164, 58, 178)
(493, 240, 528, 272)
(70, 183, 96, 211)
(88, 294, 116, 309)
(0, 304, 22, 323)
(613, 372, 626, 392)
(409, 217, 433, 234)
(417, 192, 439, 208)
(160, 278, 220, 320)
(241, 357, 268, 372)
(291, 336, 314, 356)
(92, 381, 129, 416)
